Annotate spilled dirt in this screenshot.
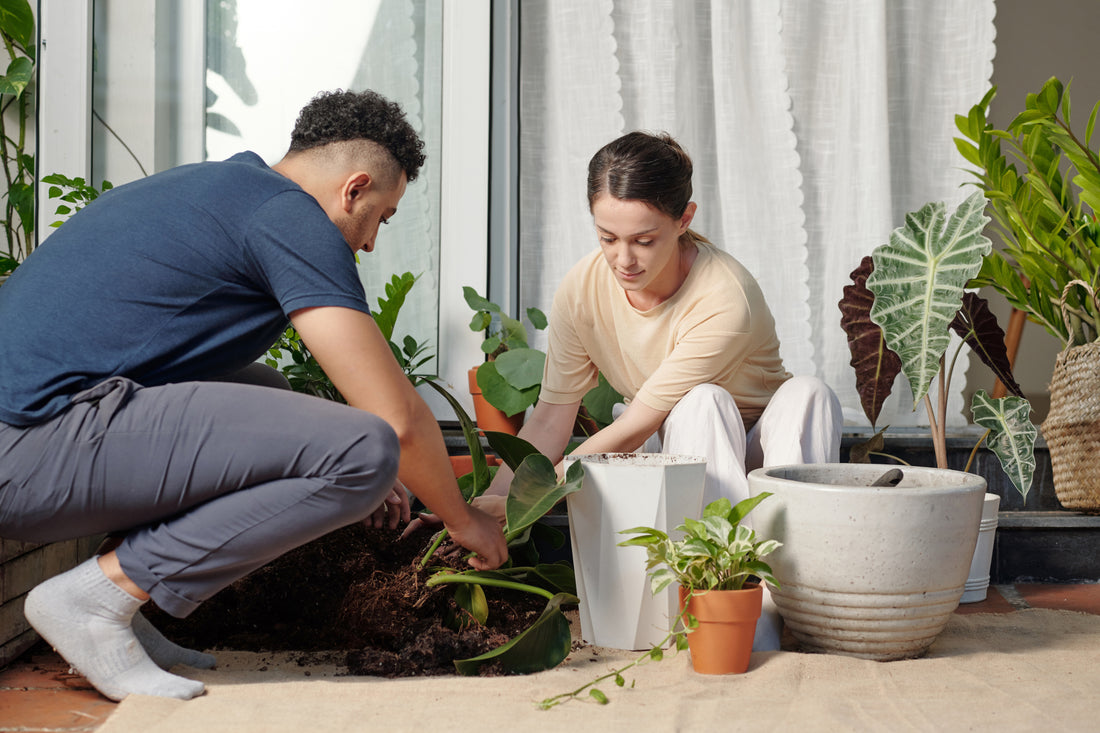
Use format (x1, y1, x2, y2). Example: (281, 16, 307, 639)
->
(145, 523, 547, 677)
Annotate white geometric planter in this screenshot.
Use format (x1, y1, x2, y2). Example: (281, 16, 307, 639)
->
(566, 453, 706, 650)
(960, 493, 1001, 603)
(748, 463, 986, 661)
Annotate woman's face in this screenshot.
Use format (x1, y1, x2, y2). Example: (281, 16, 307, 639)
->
(591, 193, 696, 308)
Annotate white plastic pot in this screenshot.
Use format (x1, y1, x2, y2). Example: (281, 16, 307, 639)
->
(748, 463, 986, 661)
(960, 492, 1001, 603)
(565, 453, 706, 650)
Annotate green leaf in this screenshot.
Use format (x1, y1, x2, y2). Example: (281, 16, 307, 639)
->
(589, 689, 609, 705)
(494, 347, 545, 391)
(0, 56, 32, 97)
(454, 593, 574, 675)
(484, 431, 540, 471)
(527, 307, 548, 331)
(971, 390, 1037, 501)
(423, 379, 492, 496)
(0, 0, 35, 55)
(453, 583, 489, 627)
(463, 285, 500, 313)
(581, 373, 624, 428)
(504, 456, 583, 539)
(476, 360, 537, 416)
(867, 192, 992, 406)
(372, 271, 418, 342)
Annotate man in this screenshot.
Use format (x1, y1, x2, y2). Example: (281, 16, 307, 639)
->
(0, 89, 506, 702)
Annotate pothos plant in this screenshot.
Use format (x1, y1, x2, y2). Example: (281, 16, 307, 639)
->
(0, 0, 35, 276)
(838, 190, 1037, 501)
(538, 493, 779, 709)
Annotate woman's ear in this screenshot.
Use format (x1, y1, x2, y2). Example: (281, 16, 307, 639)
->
(679, 201, 698, 233)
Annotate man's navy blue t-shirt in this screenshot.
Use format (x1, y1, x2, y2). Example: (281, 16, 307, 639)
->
(0, 152, 370, 426)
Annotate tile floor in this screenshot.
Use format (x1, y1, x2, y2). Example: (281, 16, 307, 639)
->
(2, 583, 1099, 733)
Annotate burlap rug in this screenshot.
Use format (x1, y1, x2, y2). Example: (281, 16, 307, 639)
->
(98, 609, 1100, 732)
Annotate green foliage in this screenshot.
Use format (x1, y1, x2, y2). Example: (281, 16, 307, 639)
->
(0, 0, 35, 265)
(264, 271, 434, 400)
(42, 173, 113, 228)
(838, 195, 1037, 500)
(955, 77, 1100, 348)
(619, 495, 781, 593)
(540, 495, 777, 709)
(464, 285, 548, 417)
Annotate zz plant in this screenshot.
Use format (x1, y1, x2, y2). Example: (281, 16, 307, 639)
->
(839, 191, 1037, 500)
(955, 77, 1100, 349)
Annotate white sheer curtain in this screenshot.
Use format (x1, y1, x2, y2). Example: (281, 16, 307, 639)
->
(519, 0, 996, 427)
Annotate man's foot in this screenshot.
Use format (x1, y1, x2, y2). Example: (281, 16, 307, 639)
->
(23, 558, 206, 702)
(132, 612, 216, 670)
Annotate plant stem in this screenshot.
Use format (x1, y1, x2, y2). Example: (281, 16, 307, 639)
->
(963, 429, 990, 474)
(419, 529, 449, 569)
(425, 572, 557, 601)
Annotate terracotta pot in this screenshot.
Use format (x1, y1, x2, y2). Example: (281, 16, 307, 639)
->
(468, 366, 524, 435)
(679, 583, 762, 675)
(449, 454, 503, 478)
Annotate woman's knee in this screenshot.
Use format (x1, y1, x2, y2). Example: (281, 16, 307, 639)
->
(776, 375, 841, 414)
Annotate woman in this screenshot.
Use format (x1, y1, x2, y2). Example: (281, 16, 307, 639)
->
(484, 131, 842, 649)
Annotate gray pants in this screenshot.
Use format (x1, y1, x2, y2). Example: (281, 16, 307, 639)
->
(0, 370, 399, 617)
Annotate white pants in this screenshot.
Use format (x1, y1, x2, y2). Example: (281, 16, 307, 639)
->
(619, 376, 843, 651)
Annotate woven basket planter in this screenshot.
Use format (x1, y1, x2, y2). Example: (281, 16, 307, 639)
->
(1041, 340, 1100, 513)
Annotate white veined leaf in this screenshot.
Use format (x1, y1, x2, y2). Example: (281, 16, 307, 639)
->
(867, 191, 992, 406)
(971, 390, 1037, 501)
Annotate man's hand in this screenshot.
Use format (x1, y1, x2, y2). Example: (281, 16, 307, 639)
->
(364, 480, 412, 530)
(445, 505, 508, 570)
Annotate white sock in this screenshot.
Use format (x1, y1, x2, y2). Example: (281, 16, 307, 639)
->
(132, 611, 216, 670)
(23, 558, 206, 702)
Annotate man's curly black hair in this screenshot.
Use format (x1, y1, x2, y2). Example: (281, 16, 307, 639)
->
(289, 89, 426, 182)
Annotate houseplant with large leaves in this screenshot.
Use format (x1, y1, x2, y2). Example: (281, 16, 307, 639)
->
(838, 190, 1037, 502)
(955, 76, 1100, 511)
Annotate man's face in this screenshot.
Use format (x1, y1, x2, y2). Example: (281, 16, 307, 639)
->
(338, 171, 408, 254)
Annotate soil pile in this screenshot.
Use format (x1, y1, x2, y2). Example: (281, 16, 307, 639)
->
(146, 523, 547, 677)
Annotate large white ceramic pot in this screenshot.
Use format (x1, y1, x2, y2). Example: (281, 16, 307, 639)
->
(747, 463, 986, 661)
(565, 453, 706, 650)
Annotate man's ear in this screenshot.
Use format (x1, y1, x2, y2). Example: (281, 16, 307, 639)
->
(342, 172, 373, 212)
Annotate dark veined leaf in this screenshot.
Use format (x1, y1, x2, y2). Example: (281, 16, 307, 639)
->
(453, 593, 575, 676)
(949, 292, 1024, 398)
(838, 256, 902, 427)
(847, 428, 888, 464)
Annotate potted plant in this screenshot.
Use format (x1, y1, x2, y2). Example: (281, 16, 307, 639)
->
(954, 76, 1100, 511)
(619, 493, 780, 675)
(463, 286, 547, 433)
(752, 191, 1038, 661)
(537, 494, 780, 708)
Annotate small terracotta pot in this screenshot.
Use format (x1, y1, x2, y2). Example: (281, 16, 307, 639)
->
(468, 366, 524, 435)
(679, 583, 762, 674)
(449, 454, 503, 478)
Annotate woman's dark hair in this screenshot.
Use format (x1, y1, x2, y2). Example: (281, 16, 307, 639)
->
(586, 131, 693, 218)
(289, 89, 426, 182)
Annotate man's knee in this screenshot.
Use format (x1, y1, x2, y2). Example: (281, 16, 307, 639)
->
(776, 375, 841, 415)
(322, 414, 400, 514)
